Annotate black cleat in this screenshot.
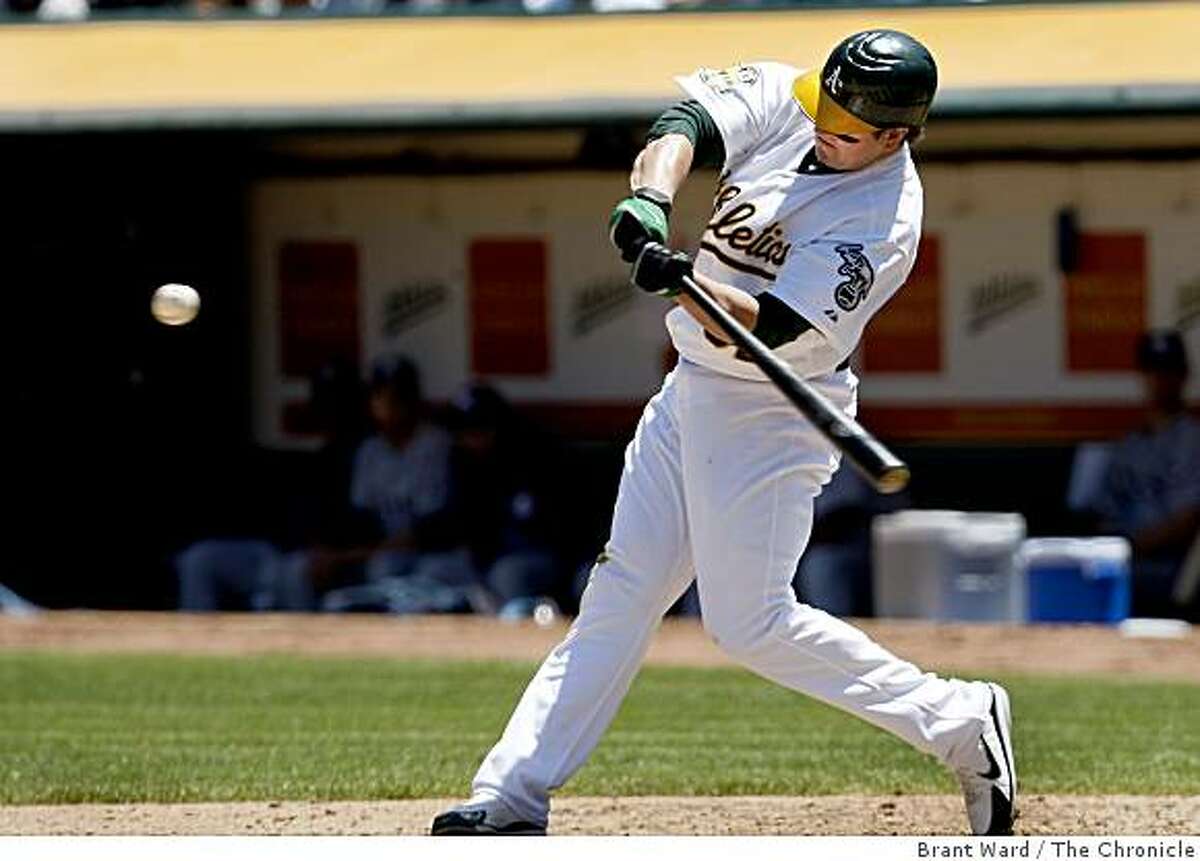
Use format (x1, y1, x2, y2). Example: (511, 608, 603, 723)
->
(430, 801, 546, 836)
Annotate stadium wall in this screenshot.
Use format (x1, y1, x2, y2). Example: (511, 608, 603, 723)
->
(249, 161, 1200, 445)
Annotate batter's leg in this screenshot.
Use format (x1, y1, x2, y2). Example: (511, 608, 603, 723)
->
(465, 371, 697, 828)
(678, 361, 1002, 786)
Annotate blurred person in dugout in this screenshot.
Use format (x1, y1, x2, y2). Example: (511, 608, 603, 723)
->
(176, 357, 368, 611)
(443, 383, 565, 616)
(177, 354, 476, 612)
(1069, 330, 1200, 620)
(0, 582, 39, 616)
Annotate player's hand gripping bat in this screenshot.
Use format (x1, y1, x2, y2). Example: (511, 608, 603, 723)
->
(676, 271, 910, 495)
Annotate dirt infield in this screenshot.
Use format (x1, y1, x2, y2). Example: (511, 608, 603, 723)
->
(2, 611, 1198, 836)
(1, 611, 1197, 681)
(3, 795, 1198, 836)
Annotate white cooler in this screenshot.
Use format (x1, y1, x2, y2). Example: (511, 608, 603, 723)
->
(872, 510, 1028, 622)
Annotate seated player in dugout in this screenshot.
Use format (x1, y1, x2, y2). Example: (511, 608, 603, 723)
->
(178, 355, 472, 613)
(432, 31, 1017, 837)
(1078, 331, 1200, 620)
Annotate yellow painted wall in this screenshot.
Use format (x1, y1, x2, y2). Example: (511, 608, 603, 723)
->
(2, 2, 1198, 113)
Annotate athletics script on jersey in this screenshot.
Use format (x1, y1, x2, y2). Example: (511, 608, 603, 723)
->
(704, 182, 877, 318)
(702, 183, 792, 280)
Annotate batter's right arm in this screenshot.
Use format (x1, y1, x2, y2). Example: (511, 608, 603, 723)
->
(609, 135, 693, 263)
(630, 134, 695, 199)
(610, 98, 725, 262)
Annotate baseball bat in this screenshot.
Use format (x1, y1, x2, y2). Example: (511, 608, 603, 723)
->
(679, 273, 910, 494)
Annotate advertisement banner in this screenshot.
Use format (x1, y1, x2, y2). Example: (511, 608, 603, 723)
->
(469, 238, 550, 376)
(1064, 234, 1146, 372)
(862, 235, 942, 374)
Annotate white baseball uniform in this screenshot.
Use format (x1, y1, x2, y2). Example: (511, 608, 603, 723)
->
(469, 61, 993, 828)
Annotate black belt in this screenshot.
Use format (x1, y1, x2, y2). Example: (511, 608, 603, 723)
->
(704, 330, 851, 371)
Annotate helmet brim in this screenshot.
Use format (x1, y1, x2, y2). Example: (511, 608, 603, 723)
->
(793, 69, 879, 136)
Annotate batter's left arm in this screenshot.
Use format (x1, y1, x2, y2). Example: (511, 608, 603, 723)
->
(631, 242, 813, 349)
(679, 270, 760, 336)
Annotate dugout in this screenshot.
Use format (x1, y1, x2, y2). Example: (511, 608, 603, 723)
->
(3, 0, 1199, 608)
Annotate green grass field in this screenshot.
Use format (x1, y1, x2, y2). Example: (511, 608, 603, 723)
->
(1, 653, 1197, 804)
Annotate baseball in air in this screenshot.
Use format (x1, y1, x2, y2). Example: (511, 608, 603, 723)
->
(151, 283, 201, 326)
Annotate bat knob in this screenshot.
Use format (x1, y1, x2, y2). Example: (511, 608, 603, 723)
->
(875, 465, 911, 495)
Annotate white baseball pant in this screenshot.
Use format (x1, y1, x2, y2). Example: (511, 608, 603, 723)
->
(471, 358, 990, 826)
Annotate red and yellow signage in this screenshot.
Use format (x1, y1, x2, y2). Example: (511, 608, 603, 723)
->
(862, 235, 942, 373)
(1064, 234, 1145, 372)
(469, 238, 550, 376)
(278, 240, 360, 379)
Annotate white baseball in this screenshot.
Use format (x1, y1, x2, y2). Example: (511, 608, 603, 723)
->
(151, 283, 201, 326)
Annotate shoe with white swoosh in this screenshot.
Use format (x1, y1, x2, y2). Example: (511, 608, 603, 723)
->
(955, 683, 1017, 835)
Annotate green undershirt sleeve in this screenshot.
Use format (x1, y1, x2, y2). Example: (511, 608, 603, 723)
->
(646, 99, 726, 169)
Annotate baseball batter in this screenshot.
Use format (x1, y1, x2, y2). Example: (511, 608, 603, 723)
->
(433, 30, 1016, 837)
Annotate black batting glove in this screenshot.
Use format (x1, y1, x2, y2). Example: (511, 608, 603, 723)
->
(631, 241, 691, 298)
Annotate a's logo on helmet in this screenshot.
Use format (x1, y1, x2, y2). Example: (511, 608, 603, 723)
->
(824, 65, 844, 95)
(833, 243, 874, 312)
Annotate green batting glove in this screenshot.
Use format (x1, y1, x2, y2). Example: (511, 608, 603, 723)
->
(608, 188, 672, 263)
